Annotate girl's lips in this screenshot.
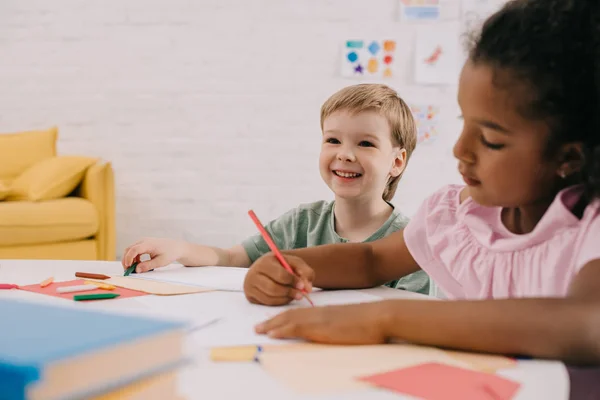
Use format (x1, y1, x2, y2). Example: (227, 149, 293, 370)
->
(461, 173, 481, 186)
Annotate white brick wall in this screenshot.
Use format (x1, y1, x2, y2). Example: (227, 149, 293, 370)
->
(0, 0, 464, 259)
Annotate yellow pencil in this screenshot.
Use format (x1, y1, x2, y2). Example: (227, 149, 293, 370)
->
(84, 281, 115, 290)
(40, 277, 54, 288)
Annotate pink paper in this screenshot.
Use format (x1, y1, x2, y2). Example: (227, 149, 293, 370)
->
(359, 362, 521, 400)
(20, 279, 148, 300)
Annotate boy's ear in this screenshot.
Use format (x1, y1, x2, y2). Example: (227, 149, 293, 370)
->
(390, 148, 407, 178)
(557, 142, 585, 179)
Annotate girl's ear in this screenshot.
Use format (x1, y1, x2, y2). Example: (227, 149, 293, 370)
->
(390, 148, 407, 178)
(557, 142, 585, 179)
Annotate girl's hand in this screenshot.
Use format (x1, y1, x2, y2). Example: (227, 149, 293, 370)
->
(254, 301, 390, 344)
(244, 253, 315, 306)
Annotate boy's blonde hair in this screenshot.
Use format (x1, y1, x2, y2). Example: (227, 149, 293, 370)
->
(320, 84, 417, 202)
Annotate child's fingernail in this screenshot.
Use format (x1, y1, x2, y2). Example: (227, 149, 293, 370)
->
(255, 323, 264, 332)
(296, 281, 304, 290)
(295, 292, 302, 300)
(136, 267, 141, 273)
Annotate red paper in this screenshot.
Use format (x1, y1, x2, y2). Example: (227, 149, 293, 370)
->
(19, 279, 147, 300)
(358, 362, 521, 400)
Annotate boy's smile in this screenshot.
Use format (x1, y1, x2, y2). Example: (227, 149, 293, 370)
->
(332, 170, 362, 180)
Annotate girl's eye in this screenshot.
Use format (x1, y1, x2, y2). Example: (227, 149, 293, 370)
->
(480, 135, 505, 150)
(325, 138, 340, 144)
(359, 141, 374, 147)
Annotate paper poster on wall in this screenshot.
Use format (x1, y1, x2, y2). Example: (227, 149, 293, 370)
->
(414, 24, 461, 85)
(461, 0, 506, 33)
(399, 0, 440, 21)
(341, 40, 397, 78)
(410, 104, 440, 144)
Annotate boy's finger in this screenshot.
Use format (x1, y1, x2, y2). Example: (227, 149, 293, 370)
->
(122, 248, 135, 269)
(124, 244, 152, 268)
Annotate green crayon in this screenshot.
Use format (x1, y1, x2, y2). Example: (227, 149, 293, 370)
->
(73, 293, 120, 301)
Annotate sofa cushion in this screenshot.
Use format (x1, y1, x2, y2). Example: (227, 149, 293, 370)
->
(0, 197, 99, 247)
(0, 181, 9, 201)
(0, 127, 58, 181)
(7, 156, 99, 201)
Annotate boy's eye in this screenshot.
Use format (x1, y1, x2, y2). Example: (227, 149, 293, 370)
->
(325, 138, 340, 144)
(358, 141, 374, 147)
(480, 134, 505, 150)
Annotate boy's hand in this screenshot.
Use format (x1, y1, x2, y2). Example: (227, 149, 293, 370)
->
(122, 237, 187, 273)
(254, 302, 388, 344)
(243, 253, 315, 306)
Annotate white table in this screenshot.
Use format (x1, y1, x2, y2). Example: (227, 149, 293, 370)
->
(0, 260, 570, 400)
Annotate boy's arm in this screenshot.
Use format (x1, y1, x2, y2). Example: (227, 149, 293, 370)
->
(183, 207, 299, 269)
(122, 237, 252, 272)
(180, 244, 251, 268)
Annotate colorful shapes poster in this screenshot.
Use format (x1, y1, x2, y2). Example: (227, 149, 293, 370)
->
(341, 40, 397, 78)
(414, 24, 461, 85)
(410, 104, 440, 144)
(399, 0, 440, 21)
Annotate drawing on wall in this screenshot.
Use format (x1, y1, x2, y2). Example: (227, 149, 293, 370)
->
(423, 45, 443, 65)
(414, 24, 460, 85)
(341, 40, 397, 78)
(410, 104, 440, 144)
(399, 0, 441, 21)
(461, 0, 506, 33)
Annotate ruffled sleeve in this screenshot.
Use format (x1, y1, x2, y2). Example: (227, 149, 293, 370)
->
(404, 185, 463, 266)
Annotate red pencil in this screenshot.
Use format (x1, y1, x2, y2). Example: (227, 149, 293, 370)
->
(248, 210, 314, 307)
(0, 284, 19, 290)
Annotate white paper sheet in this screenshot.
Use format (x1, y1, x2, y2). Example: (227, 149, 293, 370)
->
(133, 289, 383, 347)
(133, 265, 248, 292)
(83, 294, 223, 332)
(194, 290, 384, 347)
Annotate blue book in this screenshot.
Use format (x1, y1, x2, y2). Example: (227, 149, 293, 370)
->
(0, 298, 188, 400)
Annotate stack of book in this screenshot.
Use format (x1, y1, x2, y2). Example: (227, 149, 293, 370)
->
(0, 298, 188, 400)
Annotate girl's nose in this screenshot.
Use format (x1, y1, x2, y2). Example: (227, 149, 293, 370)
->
(453, 130, 476, 164)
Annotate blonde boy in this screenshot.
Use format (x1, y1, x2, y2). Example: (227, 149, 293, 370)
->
(122, 84, 429, 294)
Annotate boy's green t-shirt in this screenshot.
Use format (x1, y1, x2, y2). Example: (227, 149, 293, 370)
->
(241, 200, 430, 295)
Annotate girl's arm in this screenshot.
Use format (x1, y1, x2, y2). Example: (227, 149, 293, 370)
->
(257, 259, 600, 365)
(283, 228, 421, 289)
(243, 229, 420, 305)
(243, 228, 421, 306)
(377, 260, 600, 364)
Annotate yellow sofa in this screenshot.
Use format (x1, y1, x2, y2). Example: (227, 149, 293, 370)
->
(0, 127, 116, 260)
